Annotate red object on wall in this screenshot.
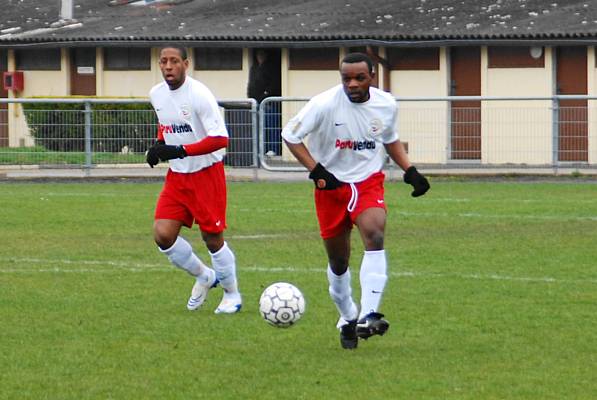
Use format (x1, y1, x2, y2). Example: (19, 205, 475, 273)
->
(3, 71, 24, 92)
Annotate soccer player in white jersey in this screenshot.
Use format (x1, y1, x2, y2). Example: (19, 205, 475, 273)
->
(145, 45, 241, 314)
(282, 52, 430, 349)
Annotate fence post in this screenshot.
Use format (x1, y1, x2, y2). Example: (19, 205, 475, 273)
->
(551, 97, 559, 174)
(84, 102, 92, 169)
(258, 99, 265, 167)
(251, 99, 258, 168)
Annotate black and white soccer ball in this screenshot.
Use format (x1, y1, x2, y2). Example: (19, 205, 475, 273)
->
(259, 282, 306, 328)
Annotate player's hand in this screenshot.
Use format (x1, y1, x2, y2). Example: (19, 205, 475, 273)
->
(403, 166, 430, 197)
(146, 143, 186, 168)
(308, 163, 342, 190)
(154, 144, 187, 162)
(146, 142, 161, 168)
(154, 144, 187, 161)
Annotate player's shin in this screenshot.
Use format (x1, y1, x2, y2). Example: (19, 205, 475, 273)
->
(210, 241, 239, 293)
(358, 249, 388, 319)
(327, 266, 358, 322)
(160, 236, 208, 277)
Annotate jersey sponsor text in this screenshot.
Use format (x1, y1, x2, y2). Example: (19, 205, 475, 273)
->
(160, 123, 194, 134)
(335, 138, 376, 151)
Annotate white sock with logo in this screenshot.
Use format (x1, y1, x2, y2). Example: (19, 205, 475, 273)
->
(160, 236, 208, 277)
(359, 249, 388, 319)
(327, 266, 358, 322)
(210, 241, 239, 294)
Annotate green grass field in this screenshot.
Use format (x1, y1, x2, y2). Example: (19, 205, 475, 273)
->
(0, 146, 146, 165)
(1, 178, 596, 399)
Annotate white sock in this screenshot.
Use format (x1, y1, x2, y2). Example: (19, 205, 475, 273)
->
(327, 266, 358, 322)
(160, 236, 208, 277)
(359, 249, 388, 319)
(210, 241, 239, 293)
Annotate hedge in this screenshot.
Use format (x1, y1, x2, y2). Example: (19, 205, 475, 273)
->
(22, 101, 157, 153)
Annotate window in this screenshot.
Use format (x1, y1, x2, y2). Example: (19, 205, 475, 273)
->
(346, 46, 368, 55)
(488, 46, 544, 68)
(15, 48, 61, 70)
(0, 49, 7, 70)
(289, 48, 339, 70)
(104, 47, 150, 70)
(72, 48, 95, 68)
(386, 48, 440, 70)
(194, 48, 242, 70)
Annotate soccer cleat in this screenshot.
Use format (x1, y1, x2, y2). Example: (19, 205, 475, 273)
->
(356, 312, 390, 340)
(214, 291, 242, 314)
(187, 268, 219, 311)
(338, 319, 358, 349)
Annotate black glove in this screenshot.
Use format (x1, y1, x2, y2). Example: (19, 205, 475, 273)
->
(308, 163, 342, 190)
(146, 143, 186, 168)
(146, 141, 163, 168)
(403, 166, 430, 197)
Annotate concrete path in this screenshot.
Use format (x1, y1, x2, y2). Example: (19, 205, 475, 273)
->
(1, 164, 595, 182)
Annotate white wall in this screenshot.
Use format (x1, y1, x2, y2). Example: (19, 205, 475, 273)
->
(102, 71, 154, 97)
(8, 49, 70, 146)
(483, 46, 553, 165)
(390, 47, 449, 164)
(193, 70, 248, 99)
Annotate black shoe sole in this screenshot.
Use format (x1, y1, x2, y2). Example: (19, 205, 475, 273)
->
(340, 321, 358, 349)
(340, 337, 358, 349)
(356, 319, 389, 340)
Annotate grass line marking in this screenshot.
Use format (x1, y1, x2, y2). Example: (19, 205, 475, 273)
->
(396, 211, 597, 222)
(1, 257, 595, 284)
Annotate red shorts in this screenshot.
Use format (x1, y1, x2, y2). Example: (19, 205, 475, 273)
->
(155, 162, 227, 233)
(314, 171, 386, 239)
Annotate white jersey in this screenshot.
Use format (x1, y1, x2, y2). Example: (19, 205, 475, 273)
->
(149, 76, 228, 173)
(282, 84, 399, 183)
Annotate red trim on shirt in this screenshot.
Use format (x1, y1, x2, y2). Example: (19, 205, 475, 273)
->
(157, 124, 165, 142)
(182, 136, 228, 156)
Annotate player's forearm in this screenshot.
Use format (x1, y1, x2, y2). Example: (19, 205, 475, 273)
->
(182, 136, 228, 156)
(283, 140, 317, 171)
(385, 140, 412, 171)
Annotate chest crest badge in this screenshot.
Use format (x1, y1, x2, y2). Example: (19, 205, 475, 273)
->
(180, 104, 191, 120)
(369, 118, 383, 135)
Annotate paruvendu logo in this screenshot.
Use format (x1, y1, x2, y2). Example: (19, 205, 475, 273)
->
(160, 123, 193, 134)
(335, 139, 376, 150)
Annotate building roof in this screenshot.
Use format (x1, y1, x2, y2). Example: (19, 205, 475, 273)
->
(1, 0, 597, 47)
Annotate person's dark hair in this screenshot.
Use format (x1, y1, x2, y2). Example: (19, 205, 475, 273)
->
(159, 44, 188, 60)
(341, 52, 374, 74)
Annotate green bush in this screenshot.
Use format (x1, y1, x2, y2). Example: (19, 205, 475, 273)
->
(22, 101, 157, 153)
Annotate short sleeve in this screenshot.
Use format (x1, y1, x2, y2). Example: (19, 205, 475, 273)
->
(281, 99, 322, 144)
(381, 101, 399, 143)
(193, 84, 229, 138)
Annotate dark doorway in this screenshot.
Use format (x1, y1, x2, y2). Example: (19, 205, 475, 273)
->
(248, 48, 282, 156)
(450, 47, 481, 160)
(556, 46, 588, 162)
(0, 49, 7, 147)
(70, 48, 96, 96)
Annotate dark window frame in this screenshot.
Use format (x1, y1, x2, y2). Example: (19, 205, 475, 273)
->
(289, 48, 339, 70)
(488, 46, 545, 68)
(386, 48, 440, 70)
(15, 48, 61, 71)
(193, 48, 242, 71)
(104, 47, 151, 71)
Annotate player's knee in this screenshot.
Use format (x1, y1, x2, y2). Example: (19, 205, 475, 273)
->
(202, 231, 224, 253)
(153, 228, 176, 250)
(328, 257, 349, 274)
(364, 231, 384, 251)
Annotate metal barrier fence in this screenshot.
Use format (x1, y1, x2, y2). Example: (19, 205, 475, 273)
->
(259, 95, 597, 171)
(0, 98, 257, 168)
(1, 96, 597, 172)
